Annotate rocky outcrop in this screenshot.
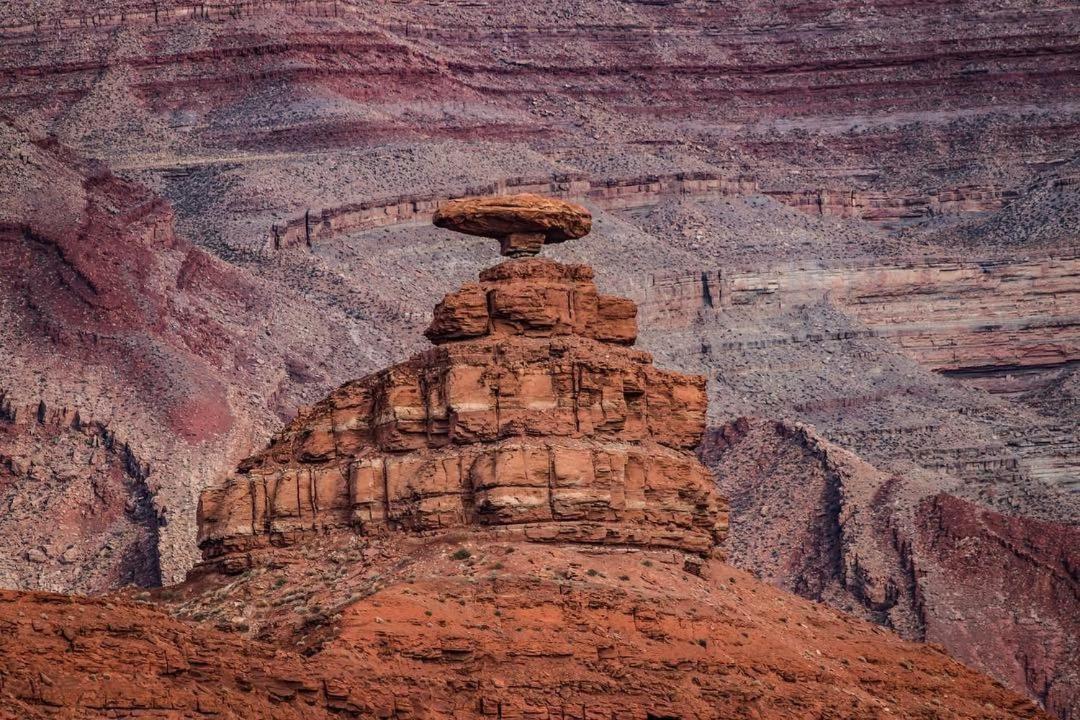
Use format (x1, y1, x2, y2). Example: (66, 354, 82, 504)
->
(1, 0, 1076, 601)
(267, 173, 1020, 251)
(702, 417, 1079, 720)
(0, 199, 1058, 718)
(198, 216, 726, 569)
(425, 259, 637, 345)
(2, 551, 1051, 719)
(432, 193, 591, 257)
(0, 0, 1074, 714)
(0, 4, 1076, 716)
(0, 394, 161, 593)
(916, 494, 1079, 719)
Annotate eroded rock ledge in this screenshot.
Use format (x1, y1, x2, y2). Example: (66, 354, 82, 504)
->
(198, 250, 728, 568)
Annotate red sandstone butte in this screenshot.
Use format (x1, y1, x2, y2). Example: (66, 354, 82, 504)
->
(197, 255, 721, 564)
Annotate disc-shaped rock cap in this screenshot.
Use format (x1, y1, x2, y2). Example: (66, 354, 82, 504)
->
(433, 193, 592, 256)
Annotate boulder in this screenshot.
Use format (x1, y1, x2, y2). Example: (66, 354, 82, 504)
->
(433, 194, 591, 256)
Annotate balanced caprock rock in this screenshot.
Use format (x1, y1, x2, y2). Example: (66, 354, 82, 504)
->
(0, 195, 1051, 719)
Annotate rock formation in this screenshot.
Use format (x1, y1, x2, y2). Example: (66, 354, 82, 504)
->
(432, 194, 592, 257)
(0, 122, 374, 589)
(0, 394, 161, 594)
(0, 198, 1053, 719)
(1, 0, 1077, 714)
(702, 417, 1079, 719)
(198, 199, 725, 570)
(641, 254, 1080, 391)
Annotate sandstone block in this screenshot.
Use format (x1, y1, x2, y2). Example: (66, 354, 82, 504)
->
(426, 259, 637, 345)
(433, 194, 591, 256)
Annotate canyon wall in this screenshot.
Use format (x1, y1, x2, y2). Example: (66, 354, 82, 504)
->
(269, 173, 1017, 250)
(0, 0, 1077, 713)
(642, 253, 1080, 376)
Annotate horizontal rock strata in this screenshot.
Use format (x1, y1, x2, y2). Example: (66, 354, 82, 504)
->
(426, 259, 637, 345)
(198, 254, 727, 566)
(642, 253, 1080, 374)
(199, 438, 725, 561)
(268, 173, 1020, 250)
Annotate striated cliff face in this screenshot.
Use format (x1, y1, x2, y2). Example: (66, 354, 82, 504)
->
(0, 122, 394, 587)
(0, 0, 1075, 591)
(265, 173, 1018, 252)
(702, 417, 1079, 720)
(1, 0, 1078, 714)
(1, 0, 1076, 263)
(637, 241, 1080, 498)
(642, 253, 1080, 378)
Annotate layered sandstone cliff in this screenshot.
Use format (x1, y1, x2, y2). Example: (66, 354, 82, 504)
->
(642, 254, 1080, 377)
(0, 1, 1077, 714)
(6, 198, 1055, 720)
(0, 123, 372, 589)
(1, 0, 1076, 598)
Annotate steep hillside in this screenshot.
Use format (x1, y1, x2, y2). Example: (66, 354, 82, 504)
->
(0, 121, 373, 586)
(702, 417, 1078, 718)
